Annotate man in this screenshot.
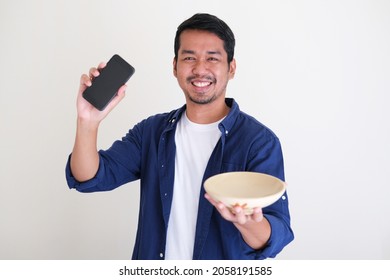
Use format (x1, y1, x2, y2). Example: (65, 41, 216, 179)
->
(66, 13, 294, 260)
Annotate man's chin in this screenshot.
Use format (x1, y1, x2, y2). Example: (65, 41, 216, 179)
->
(189, 96, 215, 105)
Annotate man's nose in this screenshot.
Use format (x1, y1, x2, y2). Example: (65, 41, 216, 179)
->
(192, 59, 208, 75)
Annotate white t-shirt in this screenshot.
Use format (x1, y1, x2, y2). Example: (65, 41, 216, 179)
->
(165, 111, 222, 259)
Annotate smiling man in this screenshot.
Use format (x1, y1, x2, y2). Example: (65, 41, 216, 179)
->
(66, 13, 294, 260)
(174, 29, 234, 105)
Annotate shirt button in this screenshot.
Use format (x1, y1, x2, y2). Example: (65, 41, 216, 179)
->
(160, 253, 164, 258)
(282, 196, 286, 200)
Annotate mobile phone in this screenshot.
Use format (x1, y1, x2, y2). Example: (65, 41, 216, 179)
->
(82, 54, 135, 111)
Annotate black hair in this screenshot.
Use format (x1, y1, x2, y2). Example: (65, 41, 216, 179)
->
(174, 13, 235, 63)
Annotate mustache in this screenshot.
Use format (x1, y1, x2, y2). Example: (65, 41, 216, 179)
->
(186, 75, 216, 83)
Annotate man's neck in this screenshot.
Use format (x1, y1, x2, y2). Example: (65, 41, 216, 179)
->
(185, 98, 230, 124)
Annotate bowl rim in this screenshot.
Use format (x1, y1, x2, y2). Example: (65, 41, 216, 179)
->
(204, 171, 286, 200)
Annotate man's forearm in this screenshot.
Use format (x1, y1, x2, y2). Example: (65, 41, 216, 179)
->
(70, 118, 100, 182)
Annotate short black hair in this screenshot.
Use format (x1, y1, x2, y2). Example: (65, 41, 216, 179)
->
(174, 13, 235, 63)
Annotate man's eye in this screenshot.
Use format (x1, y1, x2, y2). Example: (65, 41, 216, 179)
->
(208, 57, 219, 61)
(184, 57, 195, 61)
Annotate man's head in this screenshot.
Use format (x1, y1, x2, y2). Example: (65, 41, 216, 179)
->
(173, 13, 236, 108)
(174, 13, 235, 64)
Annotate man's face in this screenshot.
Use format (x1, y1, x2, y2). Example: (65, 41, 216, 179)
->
(173, 29, 236, 105)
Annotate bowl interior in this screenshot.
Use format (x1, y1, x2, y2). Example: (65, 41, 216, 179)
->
(204, 172, 285, 210)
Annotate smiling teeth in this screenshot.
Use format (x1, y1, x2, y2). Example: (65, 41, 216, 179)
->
(193, 82, 211, 87)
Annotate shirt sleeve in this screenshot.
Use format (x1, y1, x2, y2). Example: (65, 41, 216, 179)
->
(65, 122, 144, 193)
(65, 154, 114, 193)
(246, 132, 294, 258)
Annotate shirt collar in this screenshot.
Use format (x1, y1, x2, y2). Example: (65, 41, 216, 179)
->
(219, 98, 239, 137)
(167, 98, 240, 136)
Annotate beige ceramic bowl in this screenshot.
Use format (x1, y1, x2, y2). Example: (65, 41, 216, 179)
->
(204, 172, 286, 215)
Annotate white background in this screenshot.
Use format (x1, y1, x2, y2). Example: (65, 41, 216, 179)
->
(0, 0, 389, 259)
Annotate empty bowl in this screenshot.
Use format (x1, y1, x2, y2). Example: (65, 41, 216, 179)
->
(204, 171, 286, 214)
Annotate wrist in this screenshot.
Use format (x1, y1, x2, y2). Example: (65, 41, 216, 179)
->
(77, 116, 100, 132)
(234, 218, 271, 250)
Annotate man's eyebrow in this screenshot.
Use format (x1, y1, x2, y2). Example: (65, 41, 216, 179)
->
(181, 49, 195, 55)
(180, 49, 223, 55)
(207, 50, 222, 56)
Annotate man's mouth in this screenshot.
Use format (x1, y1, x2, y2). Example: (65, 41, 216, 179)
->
(192, 81, 212, 88)
(188, 75, 216, 89)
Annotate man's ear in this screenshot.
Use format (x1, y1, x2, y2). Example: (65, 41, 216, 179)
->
(229, 58, 236, 80)
(173, 57, 177, 77)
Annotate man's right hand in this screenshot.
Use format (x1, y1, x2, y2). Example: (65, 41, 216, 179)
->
(77, 62, 127, 126)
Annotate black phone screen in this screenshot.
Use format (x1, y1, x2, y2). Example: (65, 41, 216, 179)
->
(82, 54, 135, 111)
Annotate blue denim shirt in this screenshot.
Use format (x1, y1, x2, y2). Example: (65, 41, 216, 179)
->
(65, 98, 294, 259)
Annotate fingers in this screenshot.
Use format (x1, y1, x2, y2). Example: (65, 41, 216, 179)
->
(89, 62, 106, 81)
(88, 67, 99, 81)
(204, 193, 246, 224)
(232, 206, 249, 225)
(79, 62, 107, 93)
(205, 193, 232, 218)
(204, 193, 263, 225)
(217, 203, 248, 225)
(215, 202, 237, 222)
(97, 61, 107, 70)
(80, 74, 92, 87)
(251, 207, 264, 223)
(79, 62, 107, 85)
